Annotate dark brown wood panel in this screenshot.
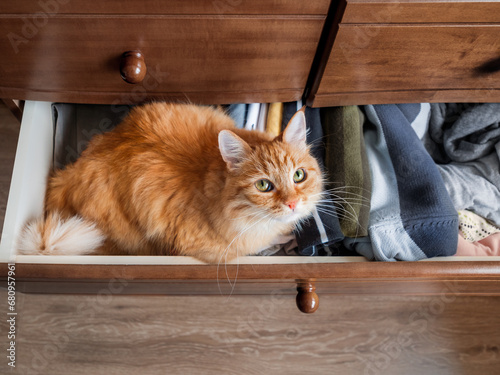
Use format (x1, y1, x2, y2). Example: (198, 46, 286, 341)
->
(3, 259, 500, 298)
(313, 24, 500, 106)
(0, 15, 325, 104)
(0, 87, 305, 106)
(6, 259, 500, 299)
(4, 260, 500, 280)
(13, 278, 500, 296)
(343, 1, 500, 24)
(312, 89, 500, 107)
(0, 0, 331, 15)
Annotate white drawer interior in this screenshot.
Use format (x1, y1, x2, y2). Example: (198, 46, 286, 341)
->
(0, 101, 496, 265)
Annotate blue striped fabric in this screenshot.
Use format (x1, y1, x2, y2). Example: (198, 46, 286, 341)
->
(346, 104, 458, 261)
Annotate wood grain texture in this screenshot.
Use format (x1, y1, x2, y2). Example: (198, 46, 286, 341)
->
(304, 0, 347, 106)
(0, 16, 324, 105)
(313, 24, 500, 106)
(0, 87, 305, 107)
(312, 89, 500, 107)
(4, 261, 500, 297)
(6, 261, 500, 280)
(12, 278, 500, 298)
(343, 1, 500, 24)
(0, 0, 331, 15)
(1, 290, 499, 374)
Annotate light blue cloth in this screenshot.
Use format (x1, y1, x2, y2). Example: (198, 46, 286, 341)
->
(437, 145, 500, 227)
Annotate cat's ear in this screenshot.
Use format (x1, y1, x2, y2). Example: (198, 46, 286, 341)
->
(218, 130, 251, 170)
(282, 106, 307, 149)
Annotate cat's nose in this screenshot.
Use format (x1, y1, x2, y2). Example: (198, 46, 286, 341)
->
(286, 200, 299, 210)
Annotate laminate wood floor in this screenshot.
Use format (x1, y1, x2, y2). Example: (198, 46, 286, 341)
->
(0, 291, 499, 375)
(0, 103, 499, 375)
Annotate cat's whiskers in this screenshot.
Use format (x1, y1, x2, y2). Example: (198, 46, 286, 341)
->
(311, 188, 371, 201)
(316, 194, 363, 219)
(305, 185, 372, 236)
(325, 196, 371, 207)
(315, 196, 370, 207)
(294, 219, 304, 233)
(326, 194, 370, 220)
(222, 213, 272, 291)
(315, 203, 360, 225)
(295, 215, 312, 233)
(315, 206, 356, 224)
(323, 182, 372, 193)
(315, 209, 365, 238)
(227, 214, 276, 298)
(316, 202, 370, 219)
(229, 210, 261, 221)
(217, 213, 273, 294)
(312, 189, 371, 211)
(305, 134, 330, 148)
(314, 200, 368, 235)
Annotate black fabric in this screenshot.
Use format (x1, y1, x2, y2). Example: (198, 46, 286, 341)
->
(51, 103, 132, 169)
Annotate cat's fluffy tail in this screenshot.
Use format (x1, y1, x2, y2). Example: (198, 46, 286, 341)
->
(17, 212, 105, 255)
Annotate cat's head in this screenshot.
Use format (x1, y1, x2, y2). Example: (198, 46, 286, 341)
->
(218, 108, 323, 225)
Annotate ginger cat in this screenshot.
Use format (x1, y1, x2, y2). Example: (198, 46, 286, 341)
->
(18, 103, 323, 263)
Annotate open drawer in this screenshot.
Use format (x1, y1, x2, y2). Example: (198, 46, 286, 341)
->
(1, 101, 500, 313)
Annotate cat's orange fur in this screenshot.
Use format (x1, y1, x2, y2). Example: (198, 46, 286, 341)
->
(18, 103, 323, 263)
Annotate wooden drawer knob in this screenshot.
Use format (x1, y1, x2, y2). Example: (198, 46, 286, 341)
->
(120, 51, 147, 84)
(296, 280, 319, 314)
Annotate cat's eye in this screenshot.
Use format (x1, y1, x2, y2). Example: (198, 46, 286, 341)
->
(255, 179, 273, 192)
(293, 168, 306, 183)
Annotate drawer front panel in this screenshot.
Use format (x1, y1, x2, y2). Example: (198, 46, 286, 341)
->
(0, 16, 325, 104)
(5, 261, 500, 296)
(2, 101, 500, 306)
(0, 0, 331, 15)
(313, 25, 500, 106)
(343, 0, 500, 24)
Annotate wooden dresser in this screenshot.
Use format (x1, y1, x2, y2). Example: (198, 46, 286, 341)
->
(1, 0, 500, 316)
